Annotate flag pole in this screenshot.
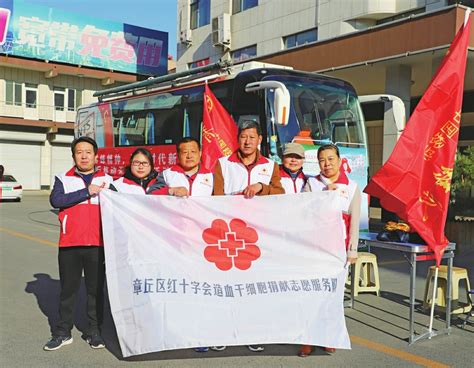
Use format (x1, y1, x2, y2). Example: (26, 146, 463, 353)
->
(464, 8, 471, 27)
(428, 266, 439, 337)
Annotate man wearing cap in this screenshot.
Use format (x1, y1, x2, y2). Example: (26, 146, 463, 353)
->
(44, 136, 113, 351)
(280, 143, 307, 194)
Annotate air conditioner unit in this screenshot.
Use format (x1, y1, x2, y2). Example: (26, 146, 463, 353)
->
(212, 13, 231, 47)
(180, 29, 192, 44)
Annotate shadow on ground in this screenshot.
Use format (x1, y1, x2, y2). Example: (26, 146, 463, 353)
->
(25, 274, 314, 361)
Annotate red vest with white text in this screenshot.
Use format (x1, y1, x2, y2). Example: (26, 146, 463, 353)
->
(218, 152, 276, 195)
(56, 168, 113, 247)
(163, 165, 213, 196)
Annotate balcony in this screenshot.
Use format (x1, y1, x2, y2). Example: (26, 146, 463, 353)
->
(0, 100, 76, 130)
(348, 0, 398, 21)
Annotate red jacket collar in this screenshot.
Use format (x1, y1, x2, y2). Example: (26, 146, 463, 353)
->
(169, 164, 211, 175)
(122, 176, 157, 188)
(123, 177, 140, 186)
(228, 150, 269, 165)
(279, 166, 306, 180)
(65, 166, 106, 177)
(316, 170, 349, 185)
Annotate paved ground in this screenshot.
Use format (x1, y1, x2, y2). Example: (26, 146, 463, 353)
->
(1, 192, 473, 368)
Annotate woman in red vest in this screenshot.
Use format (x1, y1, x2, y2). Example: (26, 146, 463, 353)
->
(298, 143, 361, 357)
(110, 148, 160, 194)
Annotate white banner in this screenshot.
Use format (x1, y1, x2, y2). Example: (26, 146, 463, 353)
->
(100, 190, 351, 357)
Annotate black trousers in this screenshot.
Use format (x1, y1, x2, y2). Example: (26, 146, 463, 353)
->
(55, 246, 105, 337)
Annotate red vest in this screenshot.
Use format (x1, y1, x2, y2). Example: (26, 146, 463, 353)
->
(56, 168, 113, 247)
(112, 176, 157, 194)
(162, 165, 213, 196)
(218, 152, 275, 195)
(307, 172, 357, 249)
(279, 167, 307, 194)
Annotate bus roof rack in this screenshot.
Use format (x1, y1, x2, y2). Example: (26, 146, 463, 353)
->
(94, 60, 233, 100)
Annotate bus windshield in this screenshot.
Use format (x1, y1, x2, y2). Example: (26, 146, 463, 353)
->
(264, 75, 365, 150)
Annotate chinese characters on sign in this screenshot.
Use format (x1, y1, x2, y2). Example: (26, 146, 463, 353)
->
(96, 147, 177, 177)
(419, 110, 460, 221)
(132, 277, 339, 296)
(202, 126, 234, 156)
(1, 1, 168, 75)
(15, 17, 163, 71)
(423, 111, 461, 161)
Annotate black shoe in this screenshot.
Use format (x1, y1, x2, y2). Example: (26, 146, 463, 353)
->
(43, 335, 73, 351)
(83, 334, 105, 349)
(248, 345, 264, 352)
(194, 347, 209, 352)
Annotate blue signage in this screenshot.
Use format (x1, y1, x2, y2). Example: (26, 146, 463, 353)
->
(0, 0, 168, 76)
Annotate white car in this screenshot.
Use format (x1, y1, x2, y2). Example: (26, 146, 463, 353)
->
(0, 174, 23, 202)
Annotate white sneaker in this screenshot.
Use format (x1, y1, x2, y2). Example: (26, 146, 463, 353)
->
(210, 346, 227, 351)
(248, 345, 264, 352)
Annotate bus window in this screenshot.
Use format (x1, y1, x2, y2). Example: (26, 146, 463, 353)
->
(152, 108, 182, 145)
(209, 80, 233, 112)
(328, 94, 364, 146)
(146, 113, 155, 144)
(118, 113, 146, 146)
(231, 72, 261, 126)
(111, 94, 183, 147)
(180, 82, 233, 142)
(264, 75, 364, 148)
(184, 87, 205, 141)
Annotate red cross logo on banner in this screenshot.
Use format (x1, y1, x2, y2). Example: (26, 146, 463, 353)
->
(202, 218, 261, 271)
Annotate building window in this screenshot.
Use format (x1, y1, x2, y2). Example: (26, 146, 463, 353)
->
(190, 0, 210, 29)
(232, 45, 257, 63)
(284, 28, 317, 49)
(54, 87, 81, 112)
(68, 89, 82, 111)
(233, 0, 258, 14)
(5, 81, 22, 106)
(54, 87, 65, 111)
(25, 84, 38, 109)
(188, 58, 210, 69)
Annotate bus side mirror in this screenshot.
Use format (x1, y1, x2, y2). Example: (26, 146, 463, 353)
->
(245, 81, 290, 126)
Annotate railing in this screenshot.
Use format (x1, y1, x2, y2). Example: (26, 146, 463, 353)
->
(0, 100, 78, 123)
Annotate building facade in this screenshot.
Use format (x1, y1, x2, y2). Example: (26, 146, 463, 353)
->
(177, 0, 473, 175)
(0, 0, 168, 189)
(177, 0, 454, 70)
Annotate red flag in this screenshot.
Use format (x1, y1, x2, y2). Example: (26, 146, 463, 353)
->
(364, 11, 471, 265)
(201, 84, 238, 171)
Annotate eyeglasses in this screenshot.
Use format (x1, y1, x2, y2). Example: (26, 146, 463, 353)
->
(131, 160, 150, 167)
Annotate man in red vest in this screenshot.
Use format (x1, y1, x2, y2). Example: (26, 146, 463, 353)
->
(213, 120, 284, 198)
(149, 137, 214, 197)
(212, 121, 283, 352)
(44, 137, 113, 351)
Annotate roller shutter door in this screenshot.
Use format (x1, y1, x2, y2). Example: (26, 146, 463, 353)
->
(0, 142, 41, 189)
(51, 145, 73, 179)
